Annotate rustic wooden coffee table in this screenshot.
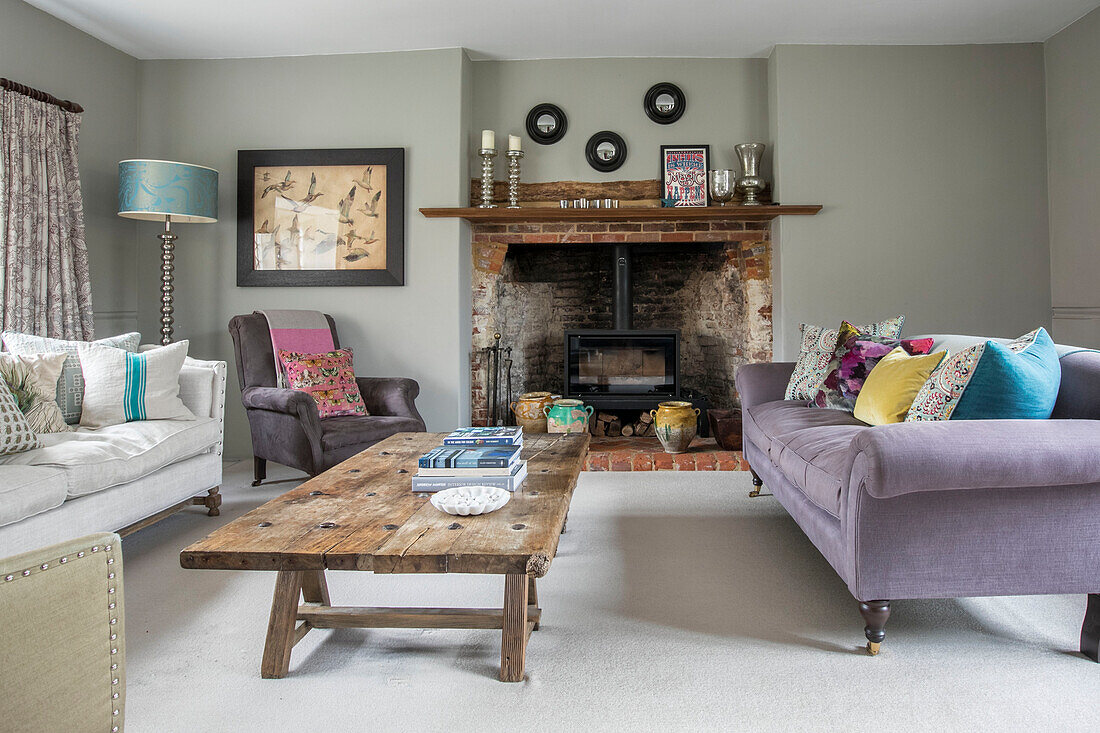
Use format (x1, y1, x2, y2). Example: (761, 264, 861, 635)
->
(180, 432, 588, 682)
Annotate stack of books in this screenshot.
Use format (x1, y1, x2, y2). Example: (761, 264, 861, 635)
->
(411, 426, 527, 493)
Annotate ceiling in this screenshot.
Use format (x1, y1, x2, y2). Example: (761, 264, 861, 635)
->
(25, 0, 1100, 60)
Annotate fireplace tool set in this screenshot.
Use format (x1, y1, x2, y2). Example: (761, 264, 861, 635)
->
(484, 332, 513, 426)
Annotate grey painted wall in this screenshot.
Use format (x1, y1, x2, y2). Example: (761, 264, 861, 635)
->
(0, 0, 139, 334)
(471, 58, 769, 183)
(1046, 7, 1100, 348)
(770, 45, 1051, 359)
(137, 49, 471, 458)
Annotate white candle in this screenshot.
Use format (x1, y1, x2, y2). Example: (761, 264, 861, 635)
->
(509, 135, 522, 152)
(482, 129, 495, 150)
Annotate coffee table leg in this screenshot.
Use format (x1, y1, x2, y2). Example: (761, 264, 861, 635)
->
(527, 576, 540, 631)
(261, 570, 304, 679)
(301, 569, 331, 606)
(501, 573, 529, 682)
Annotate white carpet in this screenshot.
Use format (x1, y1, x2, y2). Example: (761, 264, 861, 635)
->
(120, 461, 1099, 731)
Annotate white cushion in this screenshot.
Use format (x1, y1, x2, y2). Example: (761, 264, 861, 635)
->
(0, 417, 221, 498)
(0, 465, 67, 527)
(78, 340, 193, 428)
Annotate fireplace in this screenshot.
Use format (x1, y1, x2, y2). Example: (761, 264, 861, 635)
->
(467, 215, 776, 427)
(564, 329, 679, 407)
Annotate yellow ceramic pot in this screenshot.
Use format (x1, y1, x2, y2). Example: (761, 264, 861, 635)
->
(510, 391, 554, 433)
(650, 401, 701, 454)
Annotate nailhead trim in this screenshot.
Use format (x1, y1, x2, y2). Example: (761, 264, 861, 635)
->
(4, 539, 122, 730)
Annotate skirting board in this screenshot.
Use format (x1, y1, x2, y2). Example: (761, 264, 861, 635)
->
(1052, 306, 1100, 350)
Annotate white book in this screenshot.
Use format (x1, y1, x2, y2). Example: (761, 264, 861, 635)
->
(411, 461, 528, 493)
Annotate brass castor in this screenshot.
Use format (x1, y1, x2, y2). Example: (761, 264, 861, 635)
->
(867, 641, 881, 656)
(748, 471, 764, 497)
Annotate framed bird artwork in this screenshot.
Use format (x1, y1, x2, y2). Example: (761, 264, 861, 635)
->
(237, 147, 405, 286)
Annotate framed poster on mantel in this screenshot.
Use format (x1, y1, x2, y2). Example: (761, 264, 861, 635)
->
(660, 144, 710, 207)
(236, 147, 405, 286)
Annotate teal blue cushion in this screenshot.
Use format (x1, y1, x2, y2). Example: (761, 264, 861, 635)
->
(952, 328, 1060, 420)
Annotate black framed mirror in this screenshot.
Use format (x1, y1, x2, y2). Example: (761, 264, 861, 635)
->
(525, 103, 567, 145)
(644, 82, 686, 124)
(585, 131, 627, 172)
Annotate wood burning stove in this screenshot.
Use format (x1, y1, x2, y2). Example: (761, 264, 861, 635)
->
(564, 329, 680, 408)
(563, 242, 681, 408)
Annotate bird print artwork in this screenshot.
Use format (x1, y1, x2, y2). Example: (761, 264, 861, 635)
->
(261, 169, 295, 198)
(338, 186, 356, 225)
(357, 190, 383, 218)
(353, 167, 373, 192)
(254, 163, 386, 273)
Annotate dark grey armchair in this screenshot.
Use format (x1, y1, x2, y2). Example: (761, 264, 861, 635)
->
(228, 313, 426, 485)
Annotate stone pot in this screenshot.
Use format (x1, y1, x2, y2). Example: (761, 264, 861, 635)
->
(650, 400, 701, 454)
(510, 391, 554, 433)
(544, 399, 593, 434)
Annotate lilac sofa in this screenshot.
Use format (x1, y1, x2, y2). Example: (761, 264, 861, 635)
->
(736, 336, 1100, 660)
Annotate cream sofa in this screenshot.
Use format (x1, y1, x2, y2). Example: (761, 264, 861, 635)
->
(0, 356, 226, 557)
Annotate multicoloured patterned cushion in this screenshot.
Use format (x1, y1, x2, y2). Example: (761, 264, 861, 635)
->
(812, 323, 934, 411)
(1, 331, 141, 424)
(0, 353, 72, 433)
(279, 348, 368, 418)
(784, 315, 905, 401)
(0, 378, 40, 455)
(907, 328, 1059, 421)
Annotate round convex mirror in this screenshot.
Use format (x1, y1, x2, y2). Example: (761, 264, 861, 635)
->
(585, 131, 627, 172)
(525, 103, 568, 145)
(644, 82, 686, 124)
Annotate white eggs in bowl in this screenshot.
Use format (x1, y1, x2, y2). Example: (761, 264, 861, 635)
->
(429, 485, 511, 516)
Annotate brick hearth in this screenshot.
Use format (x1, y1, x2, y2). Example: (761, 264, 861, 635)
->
(470, 218, 773, 426)
(584, 436, 750, 472)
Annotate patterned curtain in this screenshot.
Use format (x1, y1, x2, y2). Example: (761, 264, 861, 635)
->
(0, 90, 94, 340)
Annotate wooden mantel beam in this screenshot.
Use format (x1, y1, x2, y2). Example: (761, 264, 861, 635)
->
(418, 205, 821, 223)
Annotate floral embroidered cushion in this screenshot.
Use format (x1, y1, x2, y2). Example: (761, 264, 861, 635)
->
(279, 348, 368, 418)
(907, 328, 1059, 421)
(812, 323, 934, 411)
(784, 315, 905, 401)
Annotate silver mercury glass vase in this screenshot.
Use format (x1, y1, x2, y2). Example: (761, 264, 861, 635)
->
(708, 169, 737, 206)
(735, 143, 766, 205)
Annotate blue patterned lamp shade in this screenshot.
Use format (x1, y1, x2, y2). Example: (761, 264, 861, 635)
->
(118, 159, 218, 223)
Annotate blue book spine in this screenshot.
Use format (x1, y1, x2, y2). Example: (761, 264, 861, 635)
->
(418, 446, 519, 468)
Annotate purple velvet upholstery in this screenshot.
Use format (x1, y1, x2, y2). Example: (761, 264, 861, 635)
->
(736, 348, 1100, 611)
(229, 313, 426, 477)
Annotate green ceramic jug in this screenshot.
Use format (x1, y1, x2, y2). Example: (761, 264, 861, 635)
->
(544, 399, 593, 434)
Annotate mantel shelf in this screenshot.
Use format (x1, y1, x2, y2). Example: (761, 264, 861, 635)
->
(419, 205, 822, 223)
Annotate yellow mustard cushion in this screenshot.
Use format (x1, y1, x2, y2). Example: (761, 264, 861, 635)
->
(854, 347, 947, 425)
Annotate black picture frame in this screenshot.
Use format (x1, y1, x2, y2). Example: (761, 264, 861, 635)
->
(525, 103, 568, 145)
(660, 144, 710, 206)
(585, 131, 628, 173)
(644, 82, 686, 125)
(236, 147, 405, 287)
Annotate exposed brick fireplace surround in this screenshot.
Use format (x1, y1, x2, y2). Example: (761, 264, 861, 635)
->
(421, 182, 819, 471)
(469, 218, 773, 426)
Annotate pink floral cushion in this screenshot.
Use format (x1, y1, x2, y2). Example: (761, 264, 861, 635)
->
(784, 315, 905, 401)
(812, 322, 934, 411)
(279, 348, 368, 418)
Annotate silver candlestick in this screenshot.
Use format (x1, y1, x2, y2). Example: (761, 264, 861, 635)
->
(478, 148, 497, 208)
(505, 150, 524, 209)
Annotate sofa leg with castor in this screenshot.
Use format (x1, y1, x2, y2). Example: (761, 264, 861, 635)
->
(859, 600, 891, 656)
(192, 487, 222, 517)
(749, 469, 764, 497)
(253, 457, 267, 487)
(1082, 594, 1099, 662)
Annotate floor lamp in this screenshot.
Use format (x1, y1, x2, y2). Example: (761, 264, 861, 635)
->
(118, 160, 218, 345)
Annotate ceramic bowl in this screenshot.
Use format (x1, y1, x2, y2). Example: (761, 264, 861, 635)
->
(429, 485, 511, 516)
